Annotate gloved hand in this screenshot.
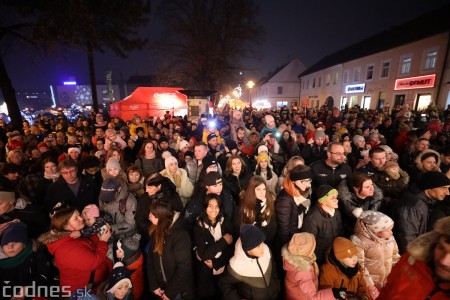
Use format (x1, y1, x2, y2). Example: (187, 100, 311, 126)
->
(332, 288, 347, 300)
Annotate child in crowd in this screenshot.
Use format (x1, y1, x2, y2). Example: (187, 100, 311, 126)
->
(106, 262, 133, 300)
(350, 211, 400, 293)
(282, 232, 346, 300)
(104, 129, 127, 151)
(126, 165, 145, 198)
(116, 234, 144, 300)
(319, 237, 370, 299)
(103, 157, 127, 183)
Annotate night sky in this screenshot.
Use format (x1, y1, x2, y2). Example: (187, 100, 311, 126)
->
(3, 0, 450, 91)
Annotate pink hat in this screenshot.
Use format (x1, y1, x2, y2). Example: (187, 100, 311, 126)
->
(82, 204, 100, 219)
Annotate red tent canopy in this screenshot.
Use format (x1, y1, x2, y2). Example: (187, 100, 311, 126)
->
(109, 87, 187, 121)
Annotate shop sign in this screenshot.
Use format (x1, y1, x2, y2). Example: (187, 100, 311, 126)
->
(394, 74, 436, 90)
(345, 84, 366, 93)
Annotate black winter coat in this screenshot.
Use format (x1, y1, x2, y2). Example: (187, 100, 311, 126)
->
(146, 216, 194, 299)
(223, 171, 252, 201)
(43, 175, 99, 214)
(193, 217, 234, 297)
(301, 204, 345, 266)
(0, 201, 49, 239)
(310, 160, 352, 192)
(275, 189, 309, 247)
(394, 185, 435, 254)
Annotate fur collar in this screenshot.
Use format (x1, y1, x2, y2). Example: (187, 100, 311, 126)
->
(337, 179, 383, 204)
(281, 245, 315, 272)
(37, 230, 70, 245)
(415, 149, 441, 172)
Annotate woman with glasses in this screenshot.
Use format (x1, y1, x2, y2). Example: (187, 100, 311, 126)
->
(275, 164, 313, 248)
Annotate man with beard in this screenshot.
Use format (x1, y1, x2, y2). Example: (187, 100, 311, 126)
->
(380, 216, 450, 299)
(310, 142, 352, 198)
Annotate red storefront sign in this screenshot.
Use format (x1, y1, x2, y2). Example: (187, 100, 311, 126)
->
(394, 74, 436, 90)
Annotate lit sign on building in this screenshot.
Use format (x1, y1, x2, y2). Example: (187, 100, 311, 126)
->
(63, 81, 77, 86)
(394, 74, 436, 90)
(345, 84, 366, 93)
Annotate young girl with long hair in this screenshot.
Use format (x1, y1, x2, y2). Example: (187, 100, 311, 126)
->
(233, 175, 277, 248)
(146, 200, 194, 300)
(193, 194, 234, 299)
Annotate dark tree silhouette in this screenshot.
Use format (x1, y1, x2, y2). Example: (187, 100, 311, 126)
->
(0, 0, 150, 127)
(154, 0, 264, 92)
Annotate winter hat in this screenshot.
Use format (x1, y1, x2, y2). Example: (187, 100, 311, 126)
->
(333, 237, 359, 260)
(184, 150, 194, 159)
(383, 161, 399, 170)
(99, 177, 121, 203)
(353, 135, 365, 144)
(67, 147, 81, 154)
(288, 233, 316, 258)
(1, 222, 29, 247)
(105, 129, 116, 137)
(418, 171, 450, 190)
(158, 136, 168, 144)
(106, 157, 121, 171)
(202, 155, 217, 169)
(359, 210, 394, 233)
(240, 224, 265, 252)
(107, 262, 132, 294)
(164, 156, 178, 169)
(289, 165, 312, 181)
(316, 185, 338, 204)
(225, 139, 238, 151)
(314, 130, 325, 139)
(118, 234, 141, 260)
(82, 204, 100, 219)
(257, 144, 269, 155)
(378, 145, 393, 154)
(80, 156, 100, 170)
(207, 133, 217, 142)
(257, 152, 270, 164)
(203, 171, 222, 186)
(316, 122, 324, 128)
(178, 140, 189, 150)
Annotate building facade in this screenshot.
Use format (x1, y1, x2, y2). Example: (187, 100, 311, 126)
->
(299, 5, 450, 111)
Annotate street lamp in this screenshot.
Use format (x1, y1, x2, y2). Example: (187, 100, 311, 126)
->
(246, 80, 255, 107)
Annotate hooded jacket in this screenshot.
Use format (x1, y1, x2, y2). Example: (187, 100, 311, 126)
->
(219, 239, 280, 300)
(99, 181, 137, 239)
(350, 219, 400, 288)
(38, 231, 112, 293)
(160, 167, 194, 206)
(282, 245, 334, 300)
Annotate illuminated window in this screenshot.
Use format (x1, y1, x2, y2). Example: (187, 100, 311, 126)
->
(400, 56, 412, 74)
(381, 61, 390, 78)
(366, 65, 374, 80)
(424, 50, 437, 70)
(277, 101, 287, 107)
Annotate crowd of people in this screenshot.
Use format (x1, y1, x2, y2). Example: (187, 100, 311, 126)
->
(1, 103, 450, 299)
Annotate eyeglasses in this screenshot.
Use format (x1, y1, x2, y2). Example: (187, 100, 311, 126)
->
(61, 169, 77, 175)
(330, 152, 345, 156)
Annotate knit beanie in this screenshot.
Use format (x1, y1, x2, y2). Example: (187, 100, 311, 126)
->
(107, 262, 132, 294)
(106, 157, 121, 171)
(333, 237, 359, 260)
(67, 146, 81, 154)
(164, 156, 178, 169)
(359, 210, 394, 233)
(178, 140, 189, 150)
(240, 224, 265, 252)
(1, 222, 29, 247)
(418, 171, 450, 190)
(316, 185, 338, 204)
(314, 130, 325, 139)
(118, 234, 141, 260)
(82, 204, 100, 219)
(289, 165, 312, 181)
(105, 129, 116, 137)
(202, 155, 217, 170)
(288, 233, 316, 258)
(257, 152, 270, 164)
(257, 145, 269, 155)
(265, 115, 274, 124)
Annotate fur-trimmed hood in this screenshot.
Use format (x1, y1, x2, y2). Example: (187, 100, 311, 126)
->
(415, 149, 441, 172)
(407, 216, 450, 262)
(281, 245, 316, 272)
(337, 179, 384, 203)
(37, 230, 70, 246)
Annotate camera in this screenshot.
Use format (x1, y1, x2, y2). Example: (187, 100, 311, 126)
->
(99, 225, 108, 235)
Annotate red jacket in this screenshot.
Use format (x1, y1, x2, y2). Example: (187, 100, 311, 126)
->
(379, 254, 450, 299)
(124, 253, 144, 300)
(43, 233, 112, 292)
